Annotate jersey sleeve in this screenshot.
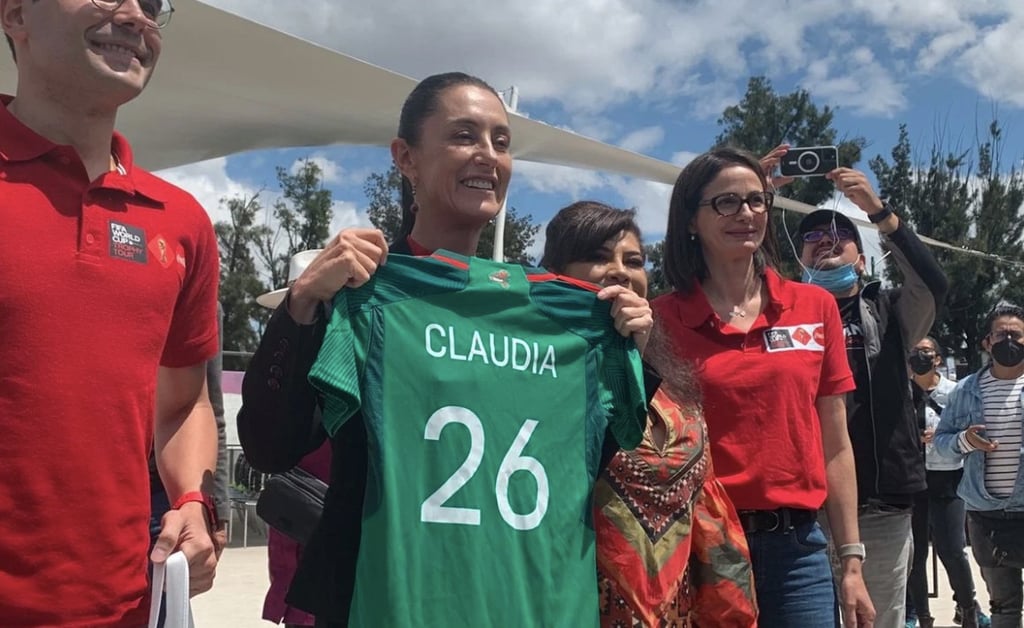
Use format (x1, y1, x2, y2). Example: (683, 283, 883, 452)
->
(600, 339, 647, 450)
(308, 289, 364, 437)
(817, 294, 855, 397)
(160, 207, 220, 368)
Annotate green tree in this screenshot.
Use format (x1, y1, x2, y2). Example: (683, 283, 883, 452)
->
(644, 241, 669, 298)
(363, 164, 540, 263)
(870, 121, 1024, 370)
(216, 158, 338, 367)
(716, 76, 866, 206)
(364, 164, 405, 240)
(255, 159, 335, 292)
(716, 76, 868, 278)
(214, 193, 271, 370)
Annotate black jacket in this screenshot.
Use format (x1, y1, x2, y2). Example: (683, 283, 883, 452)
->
(237, 240, 657, 624)
(237, 241, 419, 623)
(844, 219, 948, 505)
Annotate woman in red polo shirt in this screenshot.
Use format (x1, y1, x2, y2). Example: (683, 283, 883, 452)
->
(652, 146, 874, 627)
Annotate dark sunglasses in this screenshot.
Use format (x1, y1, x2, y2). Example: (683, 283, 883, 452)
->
(801, 227, 857, 244)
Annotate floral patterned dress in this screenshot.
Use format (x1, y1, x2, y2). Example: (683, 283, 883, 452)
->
(595, 388, 758, 627)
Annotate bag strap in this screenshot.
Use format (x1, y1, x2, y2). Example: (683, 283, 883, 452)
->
(149, 552, 196, 628)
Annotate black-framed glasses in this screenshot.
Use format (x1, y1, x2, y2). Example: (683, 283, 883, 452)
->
(801, 227, 857, 244)
(698, 191, 773, 216)
(91, 0, 174, 28)
(989, 330, 1024, 343)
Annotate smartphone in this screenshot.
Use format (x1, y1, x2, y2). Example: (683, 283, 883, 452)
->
(779, 146, 839, 177)
(972, 429, 995, 447)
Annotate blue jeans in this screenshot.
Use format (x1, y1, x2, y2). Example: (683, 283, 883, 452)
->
(747, 520, 838, 628)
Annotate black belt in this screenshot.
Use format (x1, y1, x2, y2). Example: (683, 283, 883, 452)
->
(738, 508, 817, 533)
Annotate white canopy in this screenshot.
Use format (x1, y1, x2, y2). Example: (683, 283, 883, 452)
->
(0, 0, 680, 184)
(0, 1, 1004, 263)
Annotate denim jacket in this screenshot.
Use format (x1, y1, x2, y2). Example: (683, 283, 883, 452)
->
(934, 367, 1024, 512)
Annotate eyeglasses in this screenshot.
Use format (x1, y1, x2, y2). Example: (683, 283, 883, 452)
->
(91, 0, 174, 29)
(698, 191, 773, 217)
(989, 330, 1024, 343)
(801, 227, 857, 244)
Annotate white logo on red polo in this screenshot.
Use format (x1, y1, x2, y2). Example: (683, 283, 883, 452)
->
(763, 324, 826, 353)
(109, 221, 147, 264)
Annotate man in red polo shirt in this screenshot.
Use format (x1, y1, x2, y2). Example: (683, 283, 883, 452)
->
(0, 1, 220, 626)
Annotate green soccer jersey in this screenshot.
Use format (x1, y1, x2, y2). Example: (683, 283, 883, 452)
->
(309, 251, 646, 627)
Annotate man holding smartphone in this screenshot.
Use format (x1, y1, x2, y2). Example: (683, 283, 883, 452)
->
(936, 303, 1024, 628)
(791, 163, 950, 628)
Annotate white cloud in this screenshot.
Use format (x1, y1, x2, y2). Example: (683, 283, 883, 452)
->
(802, 47, 907, 117)
(513, 161, 605, 197)
(608, 177, 673, 241)
(157, 157, 371, 245)
(292, 154, 342, 184)
(201, 0, 1023, 125)
(156, 157, 259, 225)
(201, 0, 1024, 126)
(956, 13, 1024, 107)
(330, 200, 372, 235)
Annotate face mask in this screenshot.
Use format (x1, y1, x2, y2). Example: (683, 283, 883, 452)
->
(908, 353, 936, 375)
(990, 338, 1024, 368)
(802, 263, 858, 294)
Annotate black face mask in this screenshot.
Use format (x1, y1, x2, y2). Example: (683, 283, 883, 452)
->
(991, 338, 1024, 368)
(908, 353, 936, 375)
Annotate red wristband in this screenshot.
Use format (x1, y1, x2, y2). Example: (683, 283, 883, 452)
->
(172, 491, 219, 529)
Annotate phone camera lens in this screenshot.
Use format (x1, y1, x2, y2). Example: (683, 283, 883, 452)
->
(799, 151, 820, 173)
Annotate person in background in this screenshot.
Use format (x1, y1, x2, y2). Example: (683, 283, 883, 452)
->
(0, 2, 220, 624)
(794, 163, 948, 628)
(540, 201, 757, 627)
(904, 336, 989, 628)
(654, 146, 872, 627)
(935, 303, 1024, 628)
(256, 268, 333, 628)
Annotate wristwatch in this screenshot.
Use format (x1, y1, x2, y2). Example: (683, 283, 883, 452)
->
(838, 542, 867, 561)
(867, 202, 894, 224)
(172, 490, 219, 529)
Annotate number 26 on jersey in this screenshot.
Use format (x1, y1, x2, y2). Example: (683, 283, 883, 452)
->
(420, 406, 550, 531)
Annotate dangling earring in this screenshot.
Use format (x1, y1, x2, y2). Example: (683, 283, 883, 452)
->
(689, 233, 697, 242)
(410, 183, 419, 214)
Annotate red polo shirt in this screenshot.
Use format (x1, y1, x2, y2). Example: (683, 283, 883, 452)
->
(652, 268, 854, 511)
(0, 97, 219, 627)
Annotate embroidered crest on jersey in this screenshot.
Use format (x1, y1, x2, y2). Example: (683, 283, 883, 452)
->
(148, 235, 172, 268)
(489, 270, 511, 289)
(763, 324, 826, 352)
(109, 221, 147, 264)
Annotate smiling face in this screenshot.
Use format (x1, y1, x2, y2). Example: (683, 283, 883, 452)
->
(9, 0, 161, 106)
(563, 230, 648, 298)
(393, 84, 512, 231)
(689, 165, 769, 262)
(799, 226, 864, 272)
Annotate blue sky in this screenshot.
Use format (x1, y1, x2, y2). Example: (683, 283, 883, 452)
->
(158, 1, 1024, 271)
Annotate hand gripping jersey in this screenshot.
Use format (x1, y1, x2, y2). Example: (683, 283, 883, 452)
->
(309, 251, 646, 627)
